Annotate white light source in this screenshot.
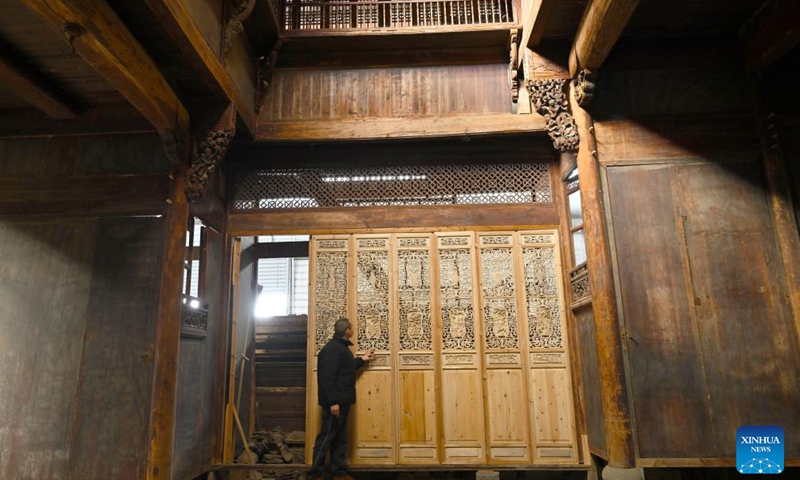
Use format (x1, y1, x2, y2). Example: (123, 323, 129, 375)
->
(189, 299, 200, 309)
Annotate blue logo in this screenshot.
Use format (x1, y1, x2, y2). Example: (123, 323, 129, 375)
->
(737, 426, 784, 474)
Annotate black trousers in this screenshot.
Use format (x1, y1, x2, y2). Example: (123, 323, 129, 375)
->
(309, 403, 351, 478)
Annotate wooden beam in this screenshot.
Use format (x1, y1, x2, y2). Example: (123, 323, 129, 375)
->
(0, 105, 154, 138)
(521, 0, 556, 49)
(256, 114, 545, 141)
(568, 82, 634, 468)
(228, 203, 559, 236)
(0, 174, 170, 216)
(0, 53, 79, 119)
(741, 0, 800, 70)
(568, 0, 641, 76)
(143, 0, 256, 135)
(19, 0, 189, 160)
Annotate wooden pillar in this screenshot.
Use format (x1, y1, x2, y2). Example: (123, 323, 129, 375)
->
(147, 161, 190, 480)
(749, 71, 800, 342)
(568, 83, 635, 468)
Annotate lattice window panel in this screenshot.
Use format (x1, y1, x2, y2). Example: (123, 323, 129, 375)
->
(233, 163, 551, 210)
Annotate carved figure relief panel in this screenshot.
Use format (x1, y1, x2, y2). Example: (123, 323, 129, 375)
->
(438, 246, 477, 351)
(478, 238, 519, 351)
(397, 244, 432, 352)
(356, 240, 391, 352)
(521, 246, 561, 348)
(314, 240, 349, 354)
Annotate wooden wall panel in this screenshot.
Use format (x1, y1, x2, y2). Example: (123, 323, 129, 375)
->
(0, 222, 96, 480)
(672, 161, 800, 456)
(260, 64, 511, 123)
(173, 227, 225, 480)
(607, 160, 800, 459)
(69, 217, 165, 479)
(573, 305, 606, 456)
(606, 165, 714, 458)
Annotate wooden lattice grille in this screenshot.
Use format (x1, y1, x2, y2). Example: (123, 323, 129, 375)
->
(233, 163, 551, 210)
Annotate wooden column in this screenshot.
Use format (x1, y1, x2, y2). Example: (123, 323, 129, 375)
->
(749, 72, 800, 343)
(568, 83, 634, 468)
(148, 162, 190, 480)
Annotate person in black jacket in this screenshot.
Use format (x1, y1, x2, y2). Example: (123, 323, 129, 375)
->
(308, 317, 374, 480)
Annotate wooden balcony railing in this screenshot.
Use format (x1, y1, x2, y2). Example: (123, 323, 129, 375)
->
(280, 0, 515, 31)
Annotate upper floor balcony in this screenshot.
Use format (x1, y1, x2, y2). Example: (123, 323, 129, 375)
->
(276, 0, 518, 32)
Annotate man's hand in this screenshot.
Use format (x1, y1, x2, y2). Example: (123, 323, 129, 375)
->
(330, 404, 340, 417)
(360, 348, 376, 362)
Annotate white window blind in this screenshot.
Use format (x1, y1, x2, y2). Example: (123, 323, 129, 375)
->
(255, 257, 308, 317)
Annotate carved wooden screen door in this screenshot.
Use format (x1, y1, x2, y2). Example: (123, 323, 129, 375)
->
(306, 230, 578, 467)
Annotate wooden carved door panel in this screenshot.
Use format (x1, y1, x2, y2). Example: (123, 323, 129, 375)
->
(395, 234, 438, 464)
(306, 230, 576, 467)
(476, 233, 531, 464)
(436, 233, 486, 464)
(350, 235, 395, 464)
(518, 232, 576, 463)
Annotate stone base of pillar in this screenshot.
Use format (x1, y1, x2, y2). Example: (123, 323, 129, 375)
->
(601, 466, 645, 480)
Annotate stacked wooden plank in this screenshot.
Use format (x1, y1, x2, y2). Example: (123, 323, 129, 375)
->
(255, 315, 308, 433)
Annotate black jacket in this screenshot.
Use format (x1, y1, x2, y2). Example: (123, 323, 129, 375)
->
(317, 335, 365, 407)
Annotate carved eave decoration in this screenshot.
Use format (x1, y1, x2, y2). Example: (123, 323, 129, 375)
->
(185, 129, 234, 202)
(526, 78, 579, 152)
(223, 0, 257, 60)
(572, 69, 596, 108)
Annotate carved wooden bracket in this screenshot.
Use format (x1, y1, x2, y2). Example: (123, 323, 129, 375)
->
(185, 130, 233, 202)
(572, 69, 596, 108)
(509, 29, 519, 105)
(526, 78, 579, 152)
(223, 0, 257, 60)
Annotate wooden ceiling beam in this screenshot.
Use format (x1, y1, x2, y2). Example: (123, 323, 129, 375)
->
(568, 0, 641, 76)
(143, 0, 256, 135)
(19, 0, 189, 161)
(0, 53, 80, 119)
(521, 0, 556, 50)
(741, 0, 800, 70)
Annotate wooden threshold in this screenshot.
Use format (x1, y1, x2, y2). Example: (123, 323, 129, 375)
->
(213, 463, 591, 471)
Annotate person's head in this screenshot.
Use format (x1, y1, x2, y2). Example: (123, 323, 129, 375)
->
(334, 317, 353, 339)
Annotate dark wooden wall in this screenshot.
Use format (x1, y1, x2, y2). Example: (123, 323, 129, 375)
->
(591, 38, 800, 461)
(0, 134, 172, 479)
(572, 304, 605, 457)
(260, 64, 511, 121)
(173, 226, 227, 480)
